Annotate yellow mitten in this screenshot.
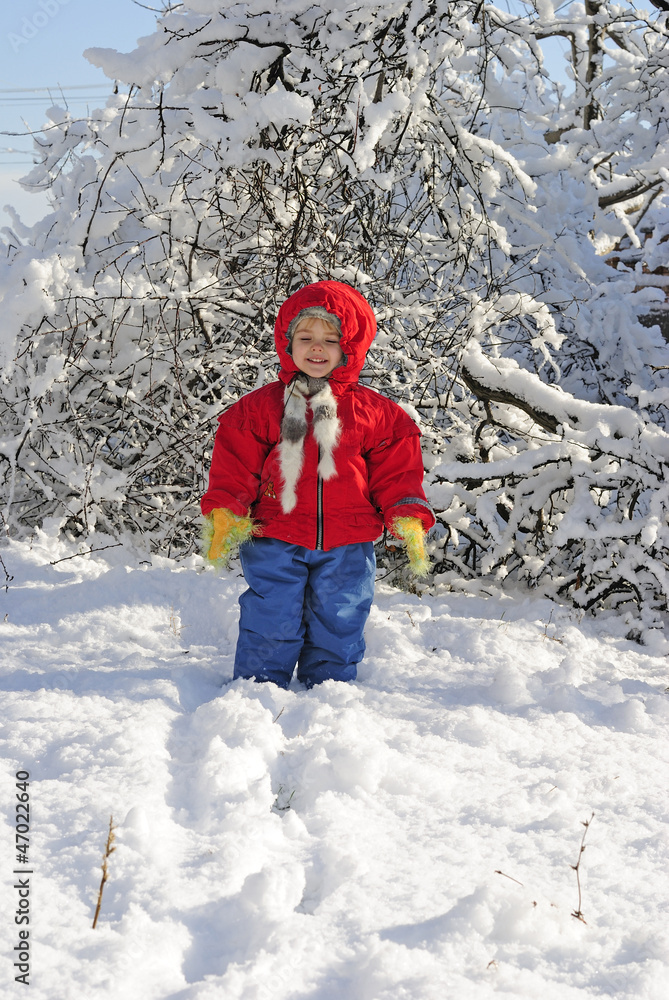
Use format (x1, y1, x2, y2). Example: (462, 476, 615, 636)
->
(391, 516, 430, 577)
(202, 508, 256, 566)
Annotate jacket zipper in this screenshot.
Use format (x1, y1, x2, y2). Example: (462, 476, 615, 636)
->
(316, 446, 324, 550)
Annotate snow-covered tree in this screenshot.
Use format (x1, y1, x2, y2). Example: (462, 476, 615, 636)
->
(1, 0, 668, 624)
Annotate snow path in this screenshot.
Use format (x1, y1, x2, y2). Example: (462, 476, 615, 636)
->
(1, 532, 668, 999)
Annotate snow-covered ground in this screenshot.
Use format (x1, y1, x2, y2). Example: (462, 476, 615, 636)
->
(1, 528, 668, 999)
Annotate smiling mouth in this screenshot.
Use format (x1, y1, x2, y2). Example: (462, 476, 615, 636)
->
(307, 358, 328, 364)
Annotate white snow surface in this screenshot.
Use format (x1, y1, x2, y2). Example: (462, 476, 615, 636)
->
(1, 530, 668, 999)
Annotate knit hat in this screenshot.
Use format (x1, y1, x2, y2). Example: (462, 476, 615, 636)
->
(285, 306, 343, 353)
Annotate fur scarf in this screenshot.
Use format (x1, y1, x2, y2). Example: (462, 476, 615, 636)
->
(278, 376, 340, 513)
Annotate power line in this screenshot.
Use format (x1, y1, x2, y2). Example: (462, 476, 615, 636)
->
(0, 84, 128, 119)
(0, 97, 111, 106)
(0, 84, 112, 94)
(0, 98, 109, 105)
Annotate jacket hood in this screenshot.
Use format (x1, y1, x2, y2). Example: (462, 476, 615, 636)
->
(274, 281, 377, 388)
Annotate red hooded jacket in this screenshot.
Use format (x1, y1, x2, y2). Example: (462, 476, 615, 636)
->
(201, 281, 434, 551)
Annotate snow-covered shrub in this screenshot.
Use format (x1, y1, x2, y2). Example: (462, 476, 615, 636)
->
(430, 343, 669, 619)
(0, 1, 668, 618)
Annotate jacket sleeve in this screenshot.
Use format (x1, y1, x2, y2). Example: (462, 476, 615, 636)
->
(365, 405, 435, 533)
(201, 400, 275, 517)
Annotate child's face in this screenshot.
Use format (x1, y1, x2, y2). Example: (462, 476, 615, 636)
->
(291, 317, 343, 377)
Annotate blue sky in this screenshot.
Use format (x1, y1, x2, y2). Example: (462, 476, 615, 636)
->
(0, 0, 158, 224)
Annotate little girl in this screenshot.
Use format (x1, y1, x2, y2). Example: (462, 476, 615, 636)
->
(202, 280, 434, 688)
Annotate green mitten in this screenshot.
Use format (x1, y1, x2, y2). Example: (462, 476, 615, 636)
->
(202, 508, 256, 566)
(391, 516, 430, 577)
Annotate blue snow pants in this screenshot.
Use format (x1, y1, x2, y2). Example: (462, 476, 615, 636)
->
(233, 537, 376, 688)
